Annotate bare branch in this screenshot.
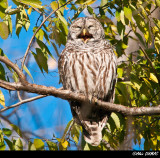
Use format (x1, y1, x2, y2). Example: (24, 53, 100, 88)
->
(0, 95, 46, 112)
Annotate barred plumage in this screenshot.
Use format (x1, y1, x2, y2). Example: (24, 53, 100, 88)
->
(58, 17, 117, 146)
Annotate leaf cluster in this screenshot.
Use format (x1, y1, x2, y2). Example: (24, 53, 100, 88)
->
(0, 0, 160, 150)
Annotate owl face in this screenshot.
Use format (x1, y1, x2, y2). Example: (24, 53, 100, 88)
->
(68, 17, 105, 45)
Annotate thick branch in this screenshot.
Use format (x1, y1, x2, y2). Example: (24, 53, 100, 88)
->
(0, 79, 160, 115)
(0, 56, 160, 116)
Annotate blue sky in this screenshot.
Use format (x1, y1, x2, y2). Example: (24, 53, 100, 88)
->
(0, 0, 143, 150)
(0, 0, 73, 142)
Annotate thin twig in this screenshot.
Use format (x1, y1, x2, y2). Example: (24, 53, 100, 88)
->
(0, 95, 47, 112)
(21, 0, 72, 71)
(17, 91, 23, 101)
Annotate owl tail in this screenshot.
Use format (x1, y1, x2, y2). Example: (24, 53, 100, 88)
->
(70, 101, 109, 146)
(82, 116, 108, 146)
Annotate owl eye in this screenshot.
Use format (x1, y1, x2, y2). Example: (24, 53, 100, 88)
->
(88, 25, 94, 29)
(76, 26, 82, 29)
(73, 26, 82, 29)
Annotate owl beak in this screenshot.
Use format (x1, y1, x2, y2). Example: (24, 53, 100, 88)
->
(82, 28, 87, 36)
(78, 28, 93, 43)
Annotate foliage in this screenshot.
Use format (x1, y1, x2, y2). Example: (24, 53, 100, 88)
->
(0, 0, 160, 150)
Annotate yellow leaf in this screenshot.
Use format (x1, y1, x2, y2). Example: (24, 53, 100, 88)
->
(61, 140, 68, 148)
(143, 78, 152, 89)
(120, 10, 125, 25)
(28, 7, 32, 15)
(86, 0, 97, 5)
(0, 90, 5, 107)
(50, 1, 58, 11)
(76, 0, 96, 5)
(149, 73, 158, 83)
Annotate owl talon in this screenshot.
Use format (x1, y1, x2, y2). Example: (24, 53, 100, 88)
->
(88, 95, 93, 104)
(88, 95, 98, 106)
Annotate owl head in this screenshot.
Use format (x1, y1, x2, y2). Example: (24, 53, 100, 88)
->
(67, 17, 105, 45)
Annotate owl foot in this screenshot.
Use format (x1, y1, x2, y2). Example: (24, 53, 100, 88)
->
(88, 95, 98, 105)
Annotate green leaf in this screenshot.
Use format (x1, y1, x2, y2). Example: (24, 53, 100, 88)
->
(16, 12, 23, 37)
(33, 139, 44, 150)
(28, 141, 36, 150)
(61, 120, 73, 141)
(117, 68, 123, 78)
(117, 21, 125, 40)
(110, 113, 120, 129)
(36, 48, 48, 73)
(57, 11, 68, 26)
(46, 141, 58, 150)
(0, 63, 6, 81)
(0, 0, 8, 19)
(155, 0, 160, 7)
(3, 14, 12, 35)
(28, 141, 36, 151)
(100, 0, 108, 7)
(124, 7, 132, 21)
(71, 123, 81, 144)
(115, 11, 120, 22)
(50, 1, 58, 11)
(0, 22, 9, 39)
(76, 0, 96, 5)
(0, 142, 6, 150)
(143, 78, 152, 89)
(4, 138, 14, 150)
(0, 90, 5, 107)
(2, 128, 12, 137)
(15, 138, 23, 150)
(34, 27, 44, 41)
(36, 39, 53, 59)
(87, 6, 94, 15)
(10, 124, 22, 137)
(23, 65, 34, 82)
(16, 0, 43, 9)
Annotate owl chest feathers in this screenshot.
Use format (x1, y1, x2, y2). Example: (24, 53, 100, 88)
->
(59, 41, 117, 100)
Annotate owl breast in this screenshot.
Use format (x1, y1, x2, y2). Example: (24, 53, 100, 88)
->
(58, 41, 117, 101)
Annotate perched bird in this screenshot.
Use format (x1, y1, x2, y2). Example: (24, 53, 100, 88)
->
(58, 17, 117, 146)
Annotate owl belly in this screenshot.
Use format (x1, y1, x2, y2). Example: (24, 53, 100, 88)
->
(68, 54, 96, 96)
(64, 51, 113, 100)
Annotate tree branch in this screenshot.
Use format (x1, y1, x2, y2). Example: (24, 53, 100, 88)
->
(0, 95, 46, 112)
(0, 56, 27, 85)
(0, 56, 160, 116)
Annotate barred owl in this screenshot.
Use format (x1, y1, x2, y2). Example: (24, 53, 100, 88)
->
(58, 17, 117, 146)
